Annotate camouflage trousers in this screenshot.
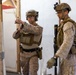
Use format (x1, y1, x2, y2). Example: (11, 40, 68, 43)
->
(59, 58, 76, 75)
(20, 51, 39, 75)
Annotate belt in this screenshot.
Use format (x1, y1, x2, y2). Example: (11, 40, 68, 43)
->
(22, 48, 39, 52)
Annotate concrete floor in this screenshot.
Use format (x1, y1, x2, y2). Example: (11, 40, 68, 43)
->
(6, 72, 52, 75)
(6, 71, 52, 75)
(6, 71, 21, 75)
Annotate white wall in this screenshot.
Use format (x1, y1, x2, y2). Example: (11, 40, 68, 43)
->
(3, 0, 76, 75)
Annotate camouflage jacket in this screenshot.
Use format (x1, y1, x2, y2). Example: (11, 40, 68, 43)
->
(13, 22, 43, 49)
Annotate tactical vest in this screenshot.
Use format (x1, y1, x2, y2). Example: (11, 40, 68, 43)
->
(57, 22, 64, 47)
(57, 18, 76, 54)
(20, 32, 42, 46)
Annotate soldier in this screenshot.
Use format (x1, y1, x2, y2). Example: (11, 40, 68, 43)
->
(13, 10, 43, 75)
(47, 3, 76, 75)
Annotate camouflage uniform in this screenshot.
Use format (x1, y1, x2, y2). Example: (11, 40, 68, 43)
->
(54, 3, 76, 75)
(56, 18, 76, 75)
(13, 10, 43, 75)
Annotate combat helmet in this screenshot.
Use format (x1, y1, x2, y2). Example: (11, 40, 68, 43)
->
(26, 10, 38, 21)
(54, 3, 71, 12)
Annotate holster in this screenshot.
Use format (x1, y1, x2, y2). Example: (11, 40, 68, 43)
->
(36, 47, 43, 60)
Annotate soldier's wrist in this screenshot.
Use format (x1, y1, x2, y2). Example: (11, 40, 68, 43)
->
(53, 55, 58, 59)
(53, 56, 57, 60)
(16, 28, 20, 31)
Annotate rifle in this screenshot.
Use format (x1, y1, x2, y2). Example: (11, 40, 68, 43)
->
(54, 24, 58, 75)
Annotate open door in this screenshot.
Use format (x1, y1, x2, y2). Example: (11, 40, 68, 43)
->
(0, 0, 6, 75)
(2, 0, 21, 73)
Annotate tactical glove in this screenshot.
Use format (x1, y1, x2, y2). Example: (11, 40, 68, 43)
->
(47, 57, 56, 69)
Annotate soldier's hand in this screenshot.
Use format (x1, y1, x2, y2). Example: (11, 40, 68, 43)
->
(15, 18, 24, 24)
(47, 57, 56, 69)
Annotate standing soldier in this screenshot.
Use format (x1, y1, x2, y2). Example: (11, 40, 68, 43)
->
(47, 3, 76, 75)
(13, 10, 43, 75)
